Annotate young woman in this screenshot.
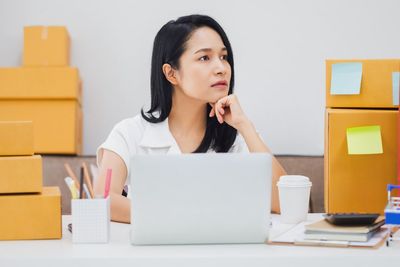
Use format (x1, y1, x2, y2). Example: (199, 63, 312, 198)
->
(95, 14, 287, 223)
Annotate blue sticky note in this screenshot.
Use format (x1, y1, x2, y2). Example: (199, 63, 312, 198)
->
(392, 72, 399, 106)
(330, 62, 362, 95)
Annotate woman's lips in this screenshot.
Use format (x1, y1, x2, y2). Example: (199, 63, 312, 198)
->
(211, 81, 228, 89)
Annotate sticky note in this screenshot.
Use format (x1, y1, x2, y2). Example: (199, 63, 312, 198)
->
(392, 72, 399, 105)
(346, 125, 383, 155)
(330, 63, 362, 95)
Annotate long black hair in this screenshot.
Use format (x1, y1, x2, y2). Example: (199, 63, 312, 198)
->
(141, 14, 237, 152)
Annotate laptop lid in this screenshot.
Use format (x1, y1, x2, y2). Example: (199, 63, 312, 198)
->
(130, 153, 272, 245)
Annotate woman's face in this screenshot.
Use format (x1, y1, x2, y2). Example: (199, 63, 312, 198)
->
(173, 26, 231, 104)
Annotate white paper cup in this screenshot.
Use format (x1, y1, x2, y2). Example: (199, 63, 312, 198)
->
(277, 175, 312, 224)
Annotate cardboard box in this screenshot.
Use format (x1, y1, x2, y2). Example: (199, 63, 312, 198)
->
(0, 121, 34, 156)
(23, 26, 69, 66)
(0, 155, 42, 194)
(326, 59, 400, 108)
(0, 67, 81, 102)
(324, 108, 398, 214)
(0, 187, 62, 240)
(0, 100, 82, 154)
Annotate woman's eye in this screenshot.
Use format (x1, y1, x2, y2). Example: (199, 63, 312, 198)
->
(199, 55, 209, 61)
(221, 55, 228, 60)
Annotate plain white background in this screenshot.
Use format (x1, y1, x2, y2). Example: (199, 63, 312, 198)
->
(1, 0, 399, 155)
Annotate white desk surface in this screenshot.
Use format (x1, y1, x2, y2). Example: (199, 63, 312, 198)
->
(0, 214, 399, 267)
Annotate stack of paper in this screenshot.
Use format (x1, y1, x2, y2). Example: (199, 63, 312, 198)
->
(269, 216, 388, 248)
(304, 217, 385, 242)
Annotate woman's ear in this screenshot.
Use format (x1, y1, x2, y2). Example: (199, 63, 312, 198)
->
(162, 63, 178, 85)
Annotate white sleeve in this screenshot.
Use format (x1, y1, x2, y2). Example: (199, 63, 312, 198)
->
(229, 133, 250, 153)
(96, 120, 135, 180)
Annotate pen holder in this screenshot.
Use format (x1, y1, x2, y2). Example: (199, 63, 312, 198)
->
(71, 197, 110, 243)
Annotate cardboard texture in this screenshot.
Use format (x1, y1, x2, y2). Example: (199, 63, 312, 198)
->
(326, 59, 400, 108)
(0, 155, 42, 194)
(23, 26, 69, 66)
(0, 67, 81, 102)
(324, 109, 398, 214)
(0, 187, 62, 240)
(0, 100, 82, 154)
(0, 121, 34, 156)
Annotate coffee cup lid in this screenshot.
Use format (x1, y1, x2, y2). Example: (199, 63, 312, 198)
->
(277, 175, 312, 187)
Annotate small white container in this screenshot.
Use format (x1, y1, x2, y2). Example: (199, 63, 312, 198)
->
(277, 175, 312, 224)
(71, 197, 110, 243)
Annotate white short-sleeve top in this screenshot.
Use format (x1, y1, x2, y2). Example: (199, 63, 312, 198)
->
(96, 114, 250, 185)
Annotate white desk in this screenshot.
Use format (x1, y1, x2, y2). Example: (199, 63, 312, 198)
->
(0, 214, 399, 267)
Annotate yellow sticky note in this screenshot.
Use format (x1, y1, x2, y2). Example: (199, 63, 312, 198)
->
(346, 125, 383, 155)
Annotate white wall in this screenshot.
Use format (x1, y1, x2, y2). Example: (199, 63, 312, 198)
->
(1, 0, 399, 155)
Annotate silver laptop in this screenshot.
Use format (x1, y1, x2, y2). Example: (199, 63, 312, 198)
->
(130, 153, 272, 245)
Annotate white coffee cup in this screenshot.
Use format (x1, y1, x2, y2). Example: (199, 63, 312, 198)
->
(277, 175, 312, 224)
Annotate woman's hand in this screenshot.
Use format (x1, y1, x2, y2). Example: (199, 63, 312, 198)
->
(209, 94, 285, 213)
(209, 94, 250, 131)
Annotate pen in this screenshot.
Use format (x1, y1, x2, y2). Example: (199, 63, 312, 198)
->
(79, 166, 84, 199)
(294, 239, 349, 248)
(82, 162, 95, 198)
(104, 168, 112, 198)
(83, 184, 92, 199)
(64, 163, 80, 191)
(64, 177, 78, 199)
(70, 182, 78, 199)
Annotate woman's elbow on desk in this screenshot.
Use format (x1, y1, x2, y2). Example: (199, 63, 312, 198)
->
(94, 178, 131, 223)
(109, 193, 131, 223)
(95, 149, 131, 223)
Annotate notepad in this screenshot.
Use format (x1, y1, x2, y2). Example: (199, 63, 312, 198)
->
(346, 125, 383, 155)
(304, 217, 385, 242)
(330, 62, 362, 95)
(269, 219, 388, 248)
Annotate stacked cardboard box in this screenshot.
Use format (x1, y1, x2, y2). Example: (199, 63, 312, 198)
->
(0, 26, 82, 154)
(325, 59, 400, 214)
(0, 121, 61, 240)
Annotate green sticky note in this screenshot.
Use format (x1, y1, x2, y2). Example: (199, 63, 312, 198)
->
(346, 125, 383, 155)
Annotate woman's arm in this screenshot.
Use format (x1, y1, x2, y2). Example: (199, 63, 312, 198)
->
(236, 119, 287, 213)
(210, 94, 287, 213)
(95, 149, 131, 223)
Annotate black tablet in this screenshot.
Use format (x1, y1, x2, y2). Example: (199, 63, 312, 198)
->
(323, 213, 380, 226)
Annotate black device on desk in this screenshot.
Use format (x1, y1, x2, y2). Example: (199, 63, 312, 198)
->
(323, 213, 380, 226)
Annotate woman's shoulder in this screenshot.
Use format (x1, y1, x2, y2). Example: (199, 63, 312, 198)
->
(107, 114, 152, 147)
(112, 114, 147, 133)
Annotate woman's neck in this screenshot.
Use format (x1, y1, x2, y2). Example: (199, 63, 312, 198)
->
(168, 88, 207, 145)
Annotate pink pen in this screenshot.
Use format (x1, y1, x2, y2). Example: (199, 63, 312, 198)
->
(104, 168, 112, 198)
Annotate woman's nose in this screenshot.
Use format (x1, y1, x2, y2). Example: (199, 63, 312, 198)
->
(214, 58, 227, 75)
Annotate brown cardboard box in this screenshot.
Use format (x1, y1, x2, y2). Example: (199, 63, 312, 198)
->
(324, 108, 398, 214)
(326, 59, 400, 108)
(0, 187, 62, 240)
(23, 26, 69, 66)
(0, 155, 42, 194)
(0, 67, 81, 103)
(0, 121, 34, 156)
(0, 100, 82, 154)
